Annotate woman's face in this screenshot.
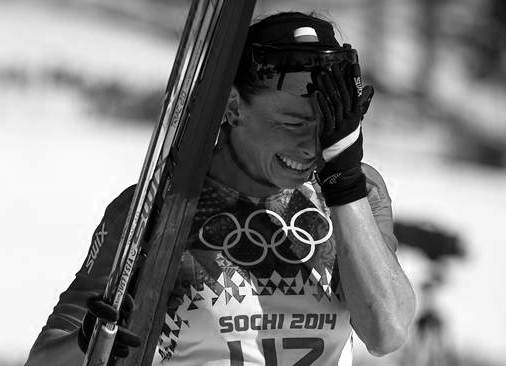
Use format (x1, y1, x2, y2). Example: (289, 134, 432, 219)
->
(229, 77, 320, 189)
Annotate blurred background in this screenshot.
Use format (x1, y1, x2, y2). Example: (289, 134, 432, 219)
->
(0, 0, 504, 365)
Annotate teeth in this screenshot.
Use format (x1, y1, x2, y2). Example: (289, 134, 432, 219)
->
(277, 154, 311, 172)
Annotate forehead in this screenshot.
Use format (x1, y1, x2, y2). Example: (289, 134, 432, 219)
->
(260, 71, 312, 97)
(250, 87, 315, 120)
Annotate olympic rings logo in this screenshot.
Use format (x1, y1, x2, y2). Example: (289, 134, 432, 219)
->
(198, 208, 333, 266)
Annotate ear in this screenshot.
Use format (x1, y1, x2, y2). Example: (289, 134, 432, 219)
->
(222, 86, 241, 127)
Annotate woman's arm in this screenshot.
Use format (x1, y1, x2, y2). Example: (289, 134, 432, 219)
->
(26, 329, 84, 366)
(329, 167, 416, 356)
(26, 186, 136, 366)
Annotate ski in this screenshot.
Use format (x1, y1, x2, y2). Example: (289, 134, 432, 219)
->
(83, 1, 256, 365)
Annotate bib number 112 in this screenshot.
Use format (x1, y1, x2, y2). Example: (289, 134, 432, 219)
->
(227, 337, 324, 366)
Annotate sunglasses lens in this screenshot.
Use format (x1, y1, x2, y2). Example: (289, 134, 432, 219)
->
(251, 44, 359, 95)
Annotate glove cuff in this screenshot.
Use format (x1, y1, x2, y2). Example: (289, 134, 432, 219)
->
(316, 165, 367, 206)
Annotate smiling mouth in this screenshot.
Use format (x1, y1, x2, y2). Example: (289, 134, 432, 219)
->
(275, 154, 315, 173)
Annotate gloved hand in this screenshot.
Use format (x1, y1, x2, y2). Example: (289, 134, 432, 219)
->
(309, 63, 374, 206)
(78, 293, 141, 360)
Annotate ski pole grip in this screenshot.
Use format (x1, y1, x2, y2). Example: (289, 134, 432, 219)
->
(83, 321, 118, 366)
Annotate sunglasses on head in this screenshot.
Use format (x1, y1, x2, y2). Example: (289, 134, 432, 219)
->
(250, 42, 360, 91)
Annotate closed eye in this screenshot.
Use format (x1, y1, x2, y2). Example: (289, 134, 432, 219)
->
(275, 111, 316, 128)
(283, 122, 305, 128)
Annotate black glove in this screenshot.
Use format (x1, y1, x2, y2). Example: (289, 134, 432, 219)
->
(78, 293, 141, 361)
(309, 63, 374, 206)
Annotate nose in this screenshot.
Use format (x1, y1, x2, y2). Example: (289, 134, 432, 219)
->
(296, 122, 319, 159)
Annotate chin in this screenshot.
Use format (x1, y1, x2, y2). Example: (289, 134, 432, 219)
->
(271, 174, 310, 190)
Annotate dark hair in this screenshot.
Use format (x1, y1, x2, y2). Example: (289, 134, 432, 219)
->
(233, 11, 340, 103)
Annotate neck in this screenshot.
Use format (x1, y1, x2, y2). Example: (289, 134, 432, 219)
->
(209, 142, 282, 198)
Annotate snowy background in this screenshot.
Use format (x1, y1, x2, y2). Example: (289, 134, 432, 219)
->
(0, 0, 504, 365)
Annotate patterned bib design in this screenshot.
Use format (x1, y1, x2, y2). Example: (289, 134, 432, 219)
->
(152, 178, 352, 366)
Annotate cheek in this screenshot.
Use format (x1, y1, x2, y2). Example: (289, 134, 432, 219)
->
(238, 122, 280, 151)
(230, 127, 266, 166)
(244, 130, 280, 174)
